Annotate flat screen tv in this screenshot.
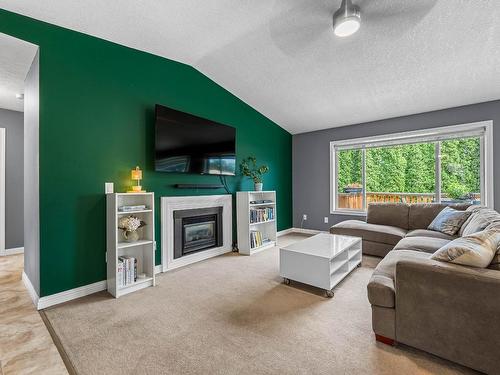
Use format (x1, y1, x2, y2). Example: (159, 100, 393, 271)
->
(155, 104, 236, 175)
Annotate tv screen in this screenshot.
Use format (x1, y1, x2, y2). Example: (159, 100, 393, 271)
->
(155, 105, 236, 175)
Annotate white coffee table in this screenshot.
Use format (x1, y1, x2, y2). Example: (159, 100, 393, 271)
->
(279, 233, 362, 297)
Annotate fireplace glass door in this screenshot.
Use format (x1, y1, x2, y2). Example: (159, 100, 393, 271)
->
(173, 206, 223, 259)
(183, 218, 216, 254)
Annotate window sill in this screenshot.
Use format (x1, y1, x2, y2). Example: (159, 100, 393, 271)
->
(330, 210, 367, 216)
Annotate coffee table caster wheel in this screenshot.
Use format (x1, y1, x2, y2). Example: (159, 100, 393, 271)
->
(325, 290, 334, 298)
(357, 263, 361, 268)
(283, 278, 290, 285)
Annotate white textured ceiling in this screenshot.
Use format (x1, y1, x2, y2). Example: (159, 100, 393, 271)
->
(1, 1, 499, 133)
(0, 32, 37, 112)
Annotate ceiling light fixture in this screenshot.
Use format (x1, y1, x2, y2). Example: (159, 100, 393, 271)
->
(15, 93, 24, 100)
(333, 0, 361, 37)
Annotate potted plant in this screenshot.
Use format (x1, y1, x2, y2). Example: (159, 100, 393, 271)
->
(118, 215, 146, 243)
(239, 156, 269, 191)
(343, 183, 363, 194)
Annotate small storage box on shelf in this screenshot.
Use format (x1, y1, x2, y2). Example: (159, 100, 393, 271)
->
(236, 191, 277, 255)
(106, 192, 156, 297)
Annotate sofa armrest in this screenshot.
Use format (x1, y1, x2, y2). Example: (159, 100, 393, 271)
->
(395, 258, 500, 374)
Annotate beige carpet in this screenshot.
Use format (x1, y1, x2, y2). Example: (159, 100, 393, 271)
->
(43, 234, 475, 375)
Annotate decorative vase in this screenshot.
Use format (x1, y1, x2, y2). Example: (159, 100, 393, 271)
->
(254, 182, 263, 191)
(122, 230, 139, 243)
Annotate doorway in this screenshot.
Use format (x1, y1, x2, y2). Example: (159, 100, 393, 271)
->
(0, 32, 37, 257)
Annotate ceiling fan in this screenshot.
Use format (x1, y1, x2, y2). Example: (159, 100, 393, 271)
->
(332, 0, 438, 37)
(269, 0, 438, 55)
(332, 0, 361, 37)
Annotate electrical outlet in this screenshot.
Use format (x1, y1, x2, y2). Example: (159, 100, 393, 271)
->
(302, 214, 308, 220)
(105, 182, 114, 194)
(324, 217, 329, 224)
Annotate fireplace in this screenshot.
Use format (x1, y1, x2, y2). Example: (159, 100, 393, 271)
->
(161, 195, 232, 271)
(173, 207, 223, 259)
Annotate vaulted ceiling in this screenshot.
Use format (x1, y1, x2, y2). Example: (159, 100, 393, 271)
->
(1, 1, 499, 133)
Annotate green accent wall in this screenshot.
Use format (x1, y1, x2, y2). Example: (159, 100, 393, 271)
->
(0, 10, 292, 297)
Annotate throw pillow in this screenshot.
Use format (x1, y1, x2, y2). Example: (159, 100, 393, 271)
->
(431, 229, 500, 268)
(428, 206, 471, 236)
(459, 206, 500, 236)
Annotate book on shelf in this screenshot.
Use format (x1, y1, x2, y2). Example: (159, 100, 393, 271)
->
(250, 230, 271, 249)
(249, 207, 275, 223)
(117, 261, 124, 287)
(117, 256, 138, 287)
(118, 205, 148, 212)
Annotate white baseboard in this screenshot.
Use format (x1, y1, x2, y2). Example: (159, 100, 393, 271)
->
(37, 280, 107, 310)
(276, 228, 322, 237)
(22, 271, 40, 308)
(277, 228, 325, 237)
(277, 228, 294, 236)
(290, 227, 325, 235)
(5, 246, 24, 255)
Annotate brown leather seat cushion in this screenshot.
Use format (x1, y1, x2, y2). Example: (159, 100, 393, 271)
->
(393, 236, 450, 254)
(367, 250, 431, 308)
(330, 220, 407, 246)
(405, 229, 457, 241)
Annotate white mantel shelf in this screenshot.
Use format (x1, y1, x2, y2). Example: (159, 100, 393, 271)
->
(161, 195, 232, 272)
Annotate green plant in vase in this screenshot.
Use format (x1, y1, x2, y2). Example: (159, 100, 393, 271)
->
(239, 156, 269, 191)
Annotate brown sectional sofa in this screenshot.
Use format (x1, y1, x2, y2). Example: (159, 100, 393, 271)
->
(330, 203, 468, 257)
(330, 203, 500, 375)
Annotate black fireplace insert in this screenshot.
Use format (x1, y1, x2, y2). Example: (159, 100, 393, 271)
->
(173, 207, 223, 259)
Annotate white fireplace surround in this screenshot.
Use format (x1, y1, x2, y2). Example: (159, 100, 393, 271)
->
(161, 195, 232, 272)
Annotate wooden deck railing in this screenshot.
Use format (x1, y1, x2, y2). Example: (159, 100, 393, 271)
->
(338, 192, 480, 210)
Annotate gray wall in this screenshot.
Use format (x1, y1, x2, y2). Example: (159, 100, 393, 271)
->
(0, 108, 24, 249)
(24, 51, 40, 294)
(293, 100, 500, 231)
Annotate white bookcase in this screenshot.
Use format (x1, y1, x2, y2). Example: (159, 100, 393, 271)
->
(236, 191, 277, 255)
(106, 192, 156, 298)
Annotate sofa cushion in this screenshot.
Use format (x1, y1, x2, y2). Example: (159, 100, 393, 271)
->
(367, 203, 409, 230)
(393, 236, 450, 254)
(431, 229, 500, 268)
(459, 206, 500, 237)
(329, 220, 407, 246)
(427, 207, 471, 235)
(408, 203, 469, 230)
(360, 240, 394, 258)
(405, 229, 457, 241)
(367, 250, 431, 308)
(486, 222, 500, 270)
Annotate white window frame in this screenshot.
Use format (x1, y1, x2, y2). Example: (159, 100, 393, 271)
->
(330, 121, 494, 215)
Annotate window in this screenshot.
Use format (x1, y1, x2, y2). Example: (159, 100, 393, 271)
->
(330, 122, 493, 214)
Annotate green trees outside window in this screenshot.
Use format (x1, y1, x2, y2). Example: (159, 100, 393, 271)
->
(440, 138, 481, 199)
(366, 142, 435, 194)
